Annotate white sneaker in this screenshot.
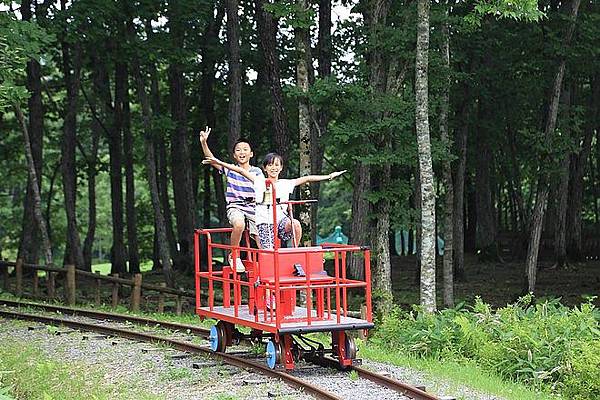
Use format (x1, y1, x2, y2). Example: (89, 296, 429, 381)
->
(229, 255, 245, 273)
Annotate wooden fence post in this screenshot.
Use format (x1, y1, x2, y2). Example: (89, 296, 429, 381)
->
(111, 273, 120, 308)
(157, 283, 166, 313)
(1, 262, 8, 291)
(66, 264, 76, 305)
(94, 272, 101, 305)
(130, 273, 142, 312)
(176, 295, 182, 316)
(32, 269, 39, 297)
(15, 259, 23, 297)
(360, 304, 368, 340)
(47, 272, 55, 299)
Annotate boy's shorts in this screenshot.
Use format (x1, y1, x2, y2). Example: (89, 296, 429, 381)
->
(227, 206, 258, 236)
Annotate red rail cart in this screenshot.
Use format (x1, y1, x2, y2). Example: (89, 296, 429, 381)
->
(194, 181, 373, 370)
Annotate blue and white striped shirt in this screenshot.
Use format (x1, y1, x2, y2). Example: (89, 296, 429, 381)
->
(224, 166, 263, 215)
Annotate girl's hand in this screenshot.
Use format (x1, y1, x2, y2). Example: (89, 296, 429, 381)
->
(328, 170, 347, 180)
(202, 156, 221, 166)
(199, 126, 211, 143)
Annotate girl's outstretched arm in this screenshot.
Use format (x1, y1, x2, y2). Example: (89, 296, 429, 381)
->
(293, 170, 346, 186)
(202, 156, 258, 182)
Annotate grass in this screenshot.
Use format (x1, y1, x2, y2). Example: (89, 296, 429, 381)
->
(91, 260, 155, 275)
(0, 339, 161, 400)
(358, 341, 560, 400)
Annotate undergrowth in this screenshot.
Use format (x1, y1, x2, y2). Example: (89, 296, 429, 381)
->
(371, 295, 600, 399)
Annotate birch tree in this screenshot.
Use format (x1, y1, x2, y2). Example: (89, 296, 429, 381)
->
(415, 0, 436, 312)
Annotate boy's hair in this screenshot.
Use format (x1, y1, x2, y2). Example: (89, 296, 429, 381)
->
(262, 152, 284, 168)
(232, 137, 253, 152)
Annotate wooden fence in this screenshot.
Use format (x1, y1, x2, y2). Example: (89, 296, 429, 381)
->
(0, 259, 195, 315)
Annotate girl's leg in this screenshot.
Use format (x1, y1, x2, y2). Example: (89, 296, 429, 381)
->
(282, 218, 303, 246)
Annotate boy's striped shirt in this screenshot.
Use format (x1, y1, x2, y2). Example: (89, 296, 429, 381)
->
(223, 166, 263, 215)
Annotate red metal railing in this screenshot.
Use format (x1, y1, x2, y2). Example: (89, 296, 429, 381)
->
(194, 229, 372, 330)
(194, 180, 372, 331)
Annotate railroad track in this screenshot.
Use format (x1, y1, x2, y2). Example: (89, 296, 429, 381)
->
(0, 299, 440, 400)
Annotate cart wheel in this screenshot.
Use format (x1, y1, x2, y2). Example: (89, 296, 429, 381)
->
(209, 323, 227, 352)
(345, 336, 357, 360)
(333, 331, 357, 369)
(265, 339, 282, 369)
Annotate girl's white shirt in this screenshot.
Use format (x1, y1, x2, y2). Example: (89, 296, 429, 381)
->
(254, 175, 296, 225)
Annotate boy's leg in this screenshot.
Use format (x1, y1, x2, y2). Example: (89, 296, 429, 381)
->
(226, 207, 246, 272)
(245, 212, 261, 248)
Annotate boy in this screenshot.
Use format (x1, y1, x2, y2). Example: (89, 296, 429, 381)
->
(199, 127, 263, 272)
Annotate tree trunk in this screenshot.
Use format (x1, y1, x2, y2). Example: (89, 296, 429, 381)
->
(310, 0, 332, 243)
(145, 49, 178, 257)
(123, 79, 140, 274)
(475, 103, 497, 259)
(133, 60, 175, 287)
(439, 9, 453, 308)
(14, 104, 53, 266)
(109, 59, 128, 274)
(199, 5, 227, 225)
(168, 3, 196, 272)
(416, 0, 436, 313)
(554, 84, 572, 268)
(83, 65, 103, 270)
(255, 0, 291, 156)
(453, 86, 469, 282)
(225, 0, 242, 151)
(60, 22, 86, 270)
(525, 0, 581, 293)
(348, 164, 370, 280)
(566, 74, 598, 260)
(296, 0, 312, 240)
(18, 0, 43, 266)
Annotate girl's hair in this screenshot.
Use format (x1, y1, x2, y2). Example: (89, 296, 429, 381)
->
(262, 152, 284, 168)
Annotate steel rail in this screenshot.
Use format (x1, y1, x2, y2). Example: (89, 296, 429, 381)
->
(352, 366, 440, 400)
(0, 299, 210, 336)
(0, 309, 341, 400)
(1, 299, 441, 399)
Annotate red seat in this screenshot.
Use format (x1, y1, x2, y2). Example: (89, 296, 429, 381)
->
(257, 246, 328, 283)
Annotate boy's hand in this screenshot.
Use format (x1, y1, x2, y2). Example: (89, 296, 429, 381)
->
(329, 170, 347, 180)
(199, 126, 212, 143)
(202, 156, 221, 166)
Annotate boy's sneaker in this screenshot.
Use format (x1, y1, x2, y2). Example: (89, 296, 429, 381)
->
(228, 255, 245, 273)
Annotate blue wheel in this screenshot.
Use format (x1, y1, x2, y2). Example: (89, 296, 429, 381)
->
(265, 340, 281, 369)
(209, 325, 220, 351)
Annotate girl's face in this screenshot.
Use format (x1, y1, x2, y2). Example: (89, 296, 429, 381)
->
(263, 157, 283, 179)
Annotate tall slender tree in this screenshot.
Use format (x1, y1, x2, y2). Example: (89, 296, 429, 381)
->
(416, 0, 436, 312)
(60, 0, 85, 269)
(525, 0, 582, 293)
(439, 5, 454, 308)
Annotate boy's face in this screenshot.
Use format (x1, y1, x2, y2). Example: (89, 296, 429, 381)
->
(233, 142, 253, 165)
(264, 158, 283, 179)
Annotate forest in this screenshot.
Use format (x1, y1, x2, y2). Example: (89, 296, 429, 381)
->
(1, 0, 599, 312)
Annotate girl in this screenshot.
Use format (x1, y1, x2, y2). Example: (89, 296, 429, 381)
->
(203, 153, 345, 249)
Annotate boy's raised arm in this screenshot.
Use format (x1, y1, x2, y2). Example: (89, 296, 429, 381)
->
(202, 156, 258, 183)
(199, 126, 223, 171)
(293, 170, 346, 186)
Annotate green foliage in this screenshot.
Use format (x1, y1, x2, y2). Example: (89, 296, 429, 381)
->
(263, 0, 315, 29)
(0, 12, 51, 110)
(372, 296, 600, 397)
(466, 0, 546, 27)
